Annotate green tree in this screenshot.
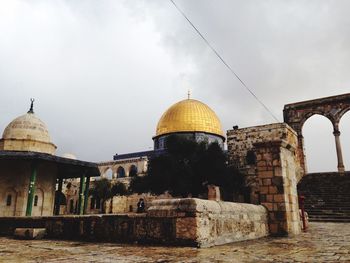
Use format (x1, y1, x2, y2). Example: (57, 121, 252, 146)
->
(130, 135, 246, 200)
(90, 179, 130, 213)
(111, 182, 128, 196)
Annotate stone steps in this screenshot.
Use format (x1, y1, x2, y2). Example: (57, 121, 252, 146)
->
(298, 173, 350, 222)
(307, 212, 350, 217)
(305, 209, 350, 213)
(309, 217, 350, 223)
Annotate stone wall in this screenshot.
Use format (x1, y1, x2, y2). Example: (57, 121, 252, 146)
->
(227, 123, 299, 169)
(0, 198, 268, 247)
(105, 193, 172, 214)
(148, 198, 269, 247)
(0, 160, 56, 217)
(227, 123, 302, 236)
(254, 141, 301, 235)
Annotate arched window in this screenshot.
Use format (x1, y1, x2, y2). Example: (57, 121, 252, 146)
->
(6, 195, 12, 206)
(34, 195, 38, 206)
(117, 166, 125, 178)
(129, 165, 138, 177)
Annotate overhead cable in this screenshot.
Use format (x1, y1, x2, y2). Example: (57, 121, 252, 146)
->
(169, 0, 280, 122)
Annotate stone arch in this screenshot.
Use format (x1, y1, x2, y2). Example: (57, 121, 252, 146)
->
(339, 110, 350, 169)
(1, 188, 17, 216)
(299, 111, 335, 133)
(129, 165, 138, 177)
(302, 115, 337, 172)
(338, 108, 350, 124)
(104, 168, 113, 180)
(117, 166, 126, 178)
(284, 93, 350, 174)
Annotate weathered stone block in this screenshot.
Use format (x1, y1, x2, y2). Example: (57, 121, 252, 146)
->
(273, 194, 285, 203)
(14, 228, 46, 239)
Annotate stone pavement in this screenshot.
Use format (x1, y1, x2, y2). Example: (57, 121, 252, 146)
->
(0, 222, 349, 262)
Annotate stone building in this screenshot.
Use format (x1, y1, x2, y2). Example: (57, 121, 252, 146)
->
(0, 101, 100, 217)
(83, 96, 226, 213)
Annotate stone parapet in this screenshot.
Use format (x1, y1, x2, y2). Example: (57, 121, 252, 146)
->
(0, 198, 268, 248)
(148, 198, 269, 247)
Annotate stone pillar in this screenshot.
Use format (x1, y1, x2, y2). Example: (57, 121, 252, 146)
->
(297, 134, 307, 174)
(333, 129, 345, 174)
(25, 163, 37, 216)
(207, 185, 221, 201)
(83, 176, 90, 214)
(255, 140, 301, 236)
(77, 174, 86, 215)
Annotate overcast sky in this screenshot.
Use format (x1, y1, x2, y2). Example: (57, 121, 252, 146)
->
(1, 0, 349, 172)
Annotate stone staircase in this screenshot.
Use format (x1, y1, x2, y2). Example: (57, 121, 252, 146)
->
(297, 172, 350, 222)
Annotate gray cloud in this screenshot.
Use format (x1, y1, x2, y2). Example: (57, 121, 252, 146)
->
(0, 0, 349, 172)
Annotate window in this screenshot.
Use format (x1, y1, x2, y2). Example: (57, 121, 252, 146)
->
(96, 197, 101, 209)
(90, 198, 96, 209)
(34, 195, 38, 206)
(6, 195, 12, 206)
(69, 199, 74, 213)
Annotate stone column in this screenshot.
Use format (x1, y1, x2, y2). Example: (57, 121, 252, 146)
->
(254, 140, 301, 236)
(333, 128, 345, 174)
(25, 163, 37, 216)
(207, 185, 221, 201)
(297, 133, 307, 174)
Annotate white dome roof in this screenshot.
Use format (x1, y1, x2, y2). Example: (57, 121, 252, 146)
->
(2, 113, 51, 143)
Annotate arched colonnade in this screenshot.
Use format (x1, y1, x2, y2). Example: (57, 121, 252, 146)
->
(284, 93, 350, 174)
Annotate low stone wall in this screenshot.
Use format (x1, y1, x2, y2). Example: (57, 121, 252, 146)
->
(106, 193, 172, 214)
(148, 198, 269, 247)
(0, 198, 268, 247)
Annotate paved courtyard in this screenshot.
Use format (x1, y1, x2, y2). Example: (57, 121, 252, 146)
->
(0, 222, 349, 262)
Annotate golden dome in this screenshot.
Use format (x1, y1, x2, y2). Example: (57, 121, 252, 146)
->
(0, 104, 57, 155)
(155, 99, 224, 138)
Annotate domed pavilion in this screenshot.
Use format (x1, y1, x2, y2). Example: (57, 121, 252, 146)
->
(0, 100, 100, 217)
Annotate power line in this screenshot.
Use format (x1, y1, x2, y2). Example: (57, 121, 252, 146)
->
(169, 0, 280, 122)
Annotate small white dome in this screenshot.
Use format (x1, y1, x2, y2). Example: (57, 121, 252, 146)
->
(62, 153, 77, 160)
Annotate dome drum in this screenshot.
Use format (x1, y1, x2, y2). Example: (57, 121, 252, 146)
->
(0, 138, 57, 155)
(154, 132, 224, 150)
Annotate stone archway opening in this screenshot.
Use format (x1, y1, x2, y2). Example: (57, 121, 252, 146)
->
(302, 115, 337, 172)
(117, 166, 126, 178)
(129, 165, 138, 177)
(104, 168, 113, 180)
(339, 110, 350, 169)
(284, 93, 350, 174)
